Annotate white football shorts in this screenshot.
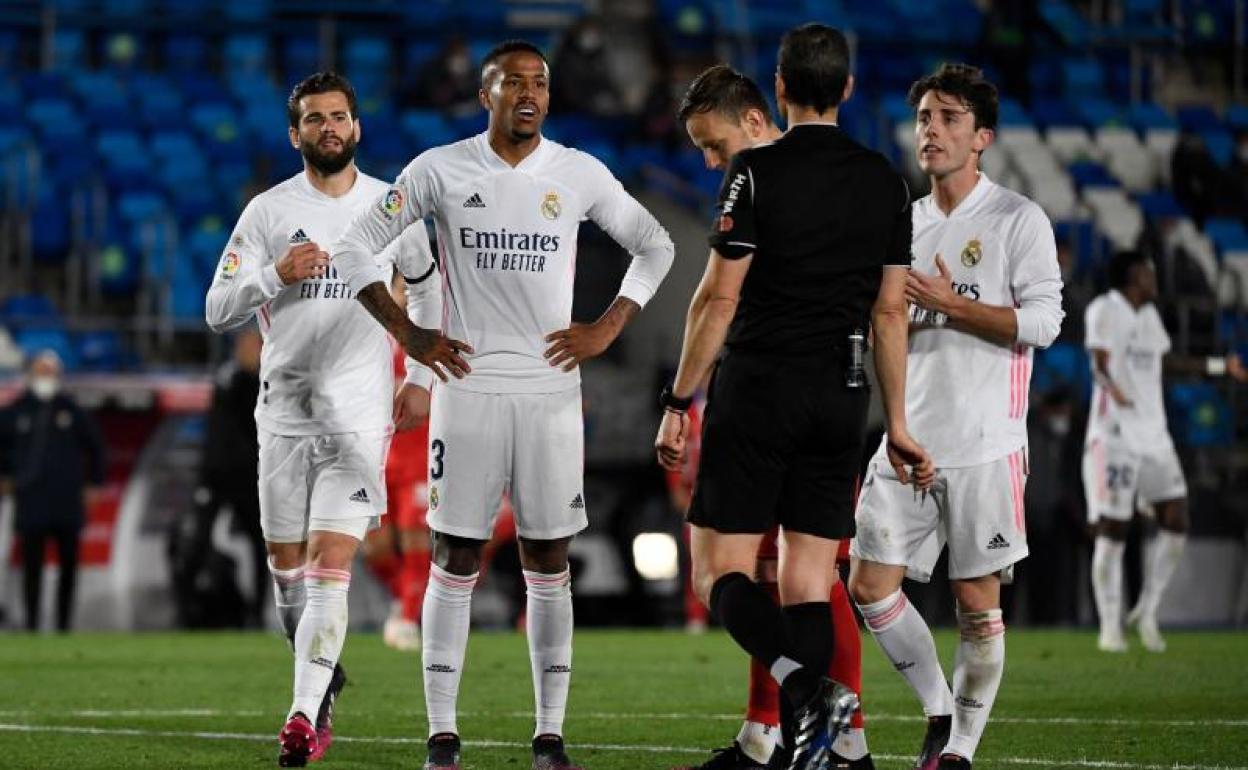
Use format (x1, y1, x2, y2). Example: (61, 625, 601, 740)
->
(851, 443, 1030, 581)
(1082, 432, 1187, 523)
(425, 385, 588, 541)
(258, 427, 391, 543)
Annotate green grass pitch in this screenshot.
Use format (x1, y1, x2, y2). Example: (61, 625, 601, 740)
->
(0, 629, 1245, 768)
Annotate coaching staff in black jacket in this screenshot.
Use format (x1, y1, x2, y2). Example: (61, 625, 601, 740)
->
(655, 24, 934, 770)
(0, 350, 105, 631)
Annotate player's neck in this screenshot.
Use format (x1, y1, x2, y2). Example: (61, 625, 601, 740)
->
(1122, 287, 1149, 309)
(488, 129, 541, 167)
(930, 166, 980, 215)
(303, 164, 358, 198)
(784, 105, 839, 128)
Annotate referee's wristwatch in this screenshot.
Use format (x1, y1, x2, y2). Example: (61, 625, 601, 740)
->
(659, 385, 694, 414)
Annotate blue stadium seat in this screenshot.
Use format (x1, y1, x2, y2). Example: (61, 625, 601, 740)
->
(223, 0, 270, 22)
(399, 109, 457, 151)
(223, 34, 269, 77)
(1038, 2, 1093, 46)
(172, 251, 208, 321)
(281, 38, 321, 87)
(76, 330, 127, 372)
(49, 28, 86, 72)
(164, 34, 209, 73)
(1204, 217, 1248, 255)
(998, 98, 1033, 128)
(1167, 382, 1232, 446)
(1226, 104, 1248, 132)
(1127, 102, 1176, 131)
(1077, 98, 1122, 129)
(13, 327, 78, 370)
(1068, 161, 1118, 189)
(344, 37, 392, 75)
(0, 294, 61, 324)
(403, 41, 441, 72)
(1135, 191, 1185, 219)
(30, 179, 73, 264)
(1199, 129, 1234, 167)
(1030, 98, 1082, 130)
(1177, 105, 1222, 132)
(1032, 341, 1092, 403)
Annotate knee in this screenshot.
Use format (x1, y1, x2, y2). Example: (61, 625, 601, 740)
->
(1097, 518, 1129, 541)
(847, 566, 898, 606)
(518, 536, 571, 574)
(1157, 500, 1189, 534)
(432, 531, 484, 575)
(267, 542, 306, 571)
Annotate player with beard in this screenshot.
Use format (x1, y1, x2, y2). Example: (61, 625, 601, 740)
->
(331, 40, 674, 770)
(674, 64, 875, 770)
(206, 71, 465, 767)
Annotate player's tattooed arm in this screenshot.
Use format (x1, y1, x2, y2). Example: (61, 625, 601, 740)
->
(543, 296, 641, 372)
(355, 282, 473, 381)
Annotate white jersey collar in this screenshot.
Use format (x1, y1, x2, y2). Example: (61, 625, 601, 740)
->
(476, 131, 548, 174)
(295, 167, 366, 202)
(927, 172, 994, 220)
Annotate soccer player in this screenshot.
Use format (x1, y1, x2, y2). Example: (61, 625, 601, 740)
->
(331, 40, 674, 770)
(1083, 250, 1247, 653)
(205, 72, 463, 767)
(847, 64, 1064, 770)
(673, 63, 875, 770)
(656, 26, 931, 770)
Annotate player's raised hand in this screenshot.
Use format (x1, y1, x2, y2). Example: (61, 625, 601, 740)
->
(654, 409, 689, 472)
(393, 382, 431, 431)
(905, 254, 959, 315)
(399, 325, 473, 382)
(886, 429, 935, 490)
(543, 322, 615, 372)
(276, 242, 330, 285)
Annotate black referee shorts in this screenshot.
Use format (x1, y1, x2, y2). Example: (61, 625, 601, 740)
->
(687, 351, 869, 539)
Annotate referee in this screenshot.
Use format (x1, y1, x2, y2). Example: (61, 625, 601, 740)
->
(655, 24, 933, 770)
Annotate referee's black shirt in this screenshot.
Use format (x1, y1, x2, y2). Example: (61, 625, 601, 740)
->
(709, 123, 912, 357)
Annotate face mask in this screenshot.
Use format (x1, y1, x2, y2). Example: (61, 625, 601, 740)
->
(30, 376, 59, 401)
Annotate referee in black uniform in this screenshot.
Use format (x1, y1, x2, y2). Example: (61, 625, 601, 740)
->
(655, 24, 934, 770)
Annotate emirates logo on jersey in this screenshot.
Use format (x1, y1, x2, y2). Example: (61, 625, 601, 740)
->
(961, 239, 983, 267)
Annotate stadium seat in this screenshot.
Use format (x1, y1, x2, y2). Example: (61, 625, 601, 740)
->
(1143, 127, 1179, 186)
(0, 294, 61, 325)
(1204, 217, 1248, 256)
(1226, 104, 1248, 132)
(30, 179, 73, 264)
(164, 34, 209, 73)
(223, 34, 269, 77)
(1199, 129, 1234, 167)
(1097, 127, 1154, 191)
(13, 327, 78, 370)
(1177, 105, 1222, 132)
(76, 329, 128, 372)
(1128, 101, 1176, 132)
(49, 28, 86, 72)
(1047, 126, 1102, 164)
(1167, 382, 1233, 446)
(1083, 186, 1144, 250)
(400, 109, 458, 151)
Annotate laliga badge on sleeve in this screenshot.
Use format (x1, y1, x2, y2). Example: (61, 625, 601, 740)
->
(220, 251, 241, 279)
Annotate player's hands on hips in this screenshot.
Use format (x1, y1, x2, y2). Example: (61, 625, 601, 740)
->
(886, 428, 935, 490)
(1108, 382, 1134, 408)
(654, 409, 689, 472)
(276, 242, 330, 285)
(544, 321, 615, 372)
(393, 383, 431, 431)
(905, 254, 961, 315)
(399, 325, 473, 383)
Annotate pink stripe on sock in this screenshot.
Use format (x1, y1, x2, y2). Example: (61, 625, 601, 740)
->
(432, 569, 478, 589)
(272, 569, 305, 586)
(864, 593, 907, 631)
(305, 567, 351, 584)
(524, 571, 570, 586)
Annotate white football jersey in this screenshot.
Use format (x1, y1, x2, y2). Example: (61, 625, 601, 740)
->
(903, 175, 1064, 467)
(206, 171, 436, 436)
(333, 132, 674, 394)
(1084, 289, 1171, 444)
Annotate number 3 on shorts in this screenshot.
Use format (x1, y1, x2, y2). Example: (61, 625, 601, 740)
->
(430, 438, 446, 481)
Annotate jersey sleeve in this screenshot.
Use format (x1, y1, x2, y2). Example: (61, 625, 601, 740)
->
(1084, 297, 1119, 353)
(884, 171, 913, 268)
(581, 153, 674, 308)
(708, 153, 756, 260)
(204, 197, 283, 332)
(333, 153, 437, 295)
(391, 224, 442, 391)
(1009, 202, 1065, 349)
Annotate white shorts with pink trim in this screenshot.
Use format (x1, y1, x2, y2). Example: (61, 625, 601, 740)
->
(1081, 431, 1186, 523)
(851, 445, 1030, 581)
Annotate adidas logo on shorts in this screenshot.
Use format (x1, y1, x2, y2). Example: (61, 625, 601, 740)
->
(349, 488, 370, 504)
(463, 193, 486, 208)
(987, 532, 1010, 550)
(569, 493, 584, 510)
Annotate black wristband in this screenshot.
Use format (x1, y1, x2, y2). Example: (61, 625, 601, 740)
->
(659, 385, 694, 413)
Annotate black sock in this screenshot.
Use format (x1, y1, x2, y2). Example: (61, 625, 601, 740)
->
(709, 572, 818, 706)
(782, 601, 833, 690)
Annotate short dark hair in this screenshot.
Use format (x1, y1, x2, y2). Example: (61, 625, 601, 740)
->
(1107, 250, 1150, 290)
(777, 23, 851, 113)
(287, 71, 357, 128)
(677, 64, 774, 125)
(480, 40, 548, 86)
(907, 63, 999, 132)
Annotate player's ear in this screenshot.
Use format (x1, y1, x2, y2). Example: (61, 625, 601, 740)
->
(352, 114, 362, 143)
(288, 125, 300, 150)
(841, 74, 854, 105)
(974, 126, 994, 154)
(774, 72, 787, 116)
(478, 86, 492, 112)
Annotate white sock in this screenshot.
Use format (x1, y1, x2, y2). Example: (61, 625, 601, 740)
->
(943, 609, 1005, 761)
(857, 589, 953, 717)
(1092, 537, 1126, 636)
(423, 564, 477, 737)
(268, 559, 306, 649)
(832, 727, 869, 761)
(736, 720, 777, 765)
(524, 568, 574, 738)
(288, 567, 350, 721)
(1137, 531, 1186, 618)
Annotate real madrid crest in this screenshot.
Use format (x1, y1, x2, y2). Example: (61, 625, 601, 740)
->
(961, 239, 983, 268)
(540, 191, 561, 220)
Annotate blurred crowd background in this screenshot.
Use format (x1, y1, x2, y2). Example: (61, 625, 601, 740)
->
(0, 0, 1246, 633)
